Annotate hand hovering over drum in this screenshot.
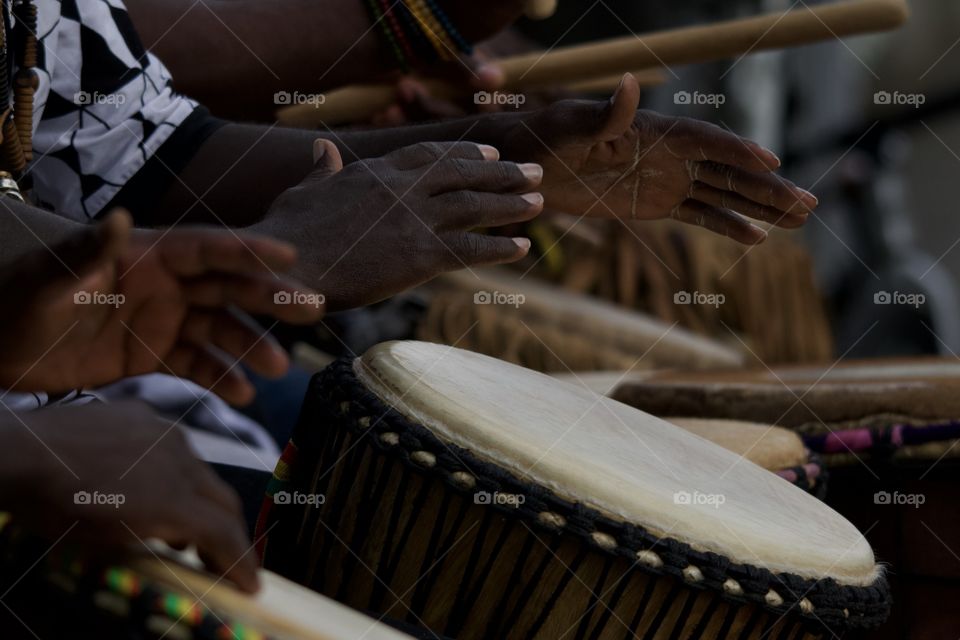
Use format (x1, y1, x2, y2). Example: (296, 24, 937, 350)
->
(0, 402, 259, 592)
(0, 210, 324, 405)
(499, 73, 817, 244)
(253, 139, 544, 310)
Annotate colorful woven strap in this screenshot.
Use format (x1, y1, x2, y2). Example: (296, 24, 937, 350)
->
(254, 439, 299, 558)
(803, 419, 960, 455)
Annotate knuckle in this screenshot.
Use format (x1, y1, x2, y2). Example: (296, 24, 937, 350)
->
(442, 158, 474, 184)
(451, 190, 482, 215)
(381, 173, 406, 193)
(417, 141, 445, 158)
(459, 234, 485, 259)
(494, 161, 520, 184)
(342, 159, 375, 180)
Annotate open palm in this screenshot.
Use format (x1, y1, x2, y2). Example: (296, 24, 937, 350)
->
(0, 211, 324, 404)
(503, 74, 817, 244)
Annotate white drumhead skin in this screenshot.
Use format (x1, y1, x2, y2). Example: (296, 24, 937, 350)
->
(357, 341, 880, 587)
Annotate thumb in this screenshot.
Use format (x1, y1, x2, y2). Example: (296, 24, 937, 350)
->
(596, 73, 641, 142)
(312, 138, 343, 176)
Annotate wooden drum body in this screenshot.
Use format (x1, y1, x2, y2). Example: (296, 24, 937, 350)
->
(259, 342, 889, 639)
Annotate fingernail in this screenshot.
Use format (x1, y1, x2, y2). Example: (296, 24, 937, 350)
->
(513, 237, 531, 251)
(313, 139, 326, 164)
(611, 74, 627, 104)
(769, 151, 782, 168)
(519, 163, 543, 182)
(798, 188, 819, 207)
(521, 192, 544, 206)
(478, 144, 500, 161)
(753, 226, 769, 241)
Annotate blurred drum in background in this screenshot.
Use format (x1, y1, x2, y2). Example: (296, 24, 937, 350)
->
(605, 357, 960, 638)
(667, 417, 826, 497)
(515, 218, 835, 365)
(418, 266, 745, 373)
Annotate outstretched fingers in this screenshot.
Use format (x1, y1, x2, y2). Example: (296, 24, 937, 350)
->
(671, 119, 781, 173)
(688, 183, 808, 229)
(442, 233, 532, 269)
(670, 200, 767, 245)
(694, 162, 818, 215)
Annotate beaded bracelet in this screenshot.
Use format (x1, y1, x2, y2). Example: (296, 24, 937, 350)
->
(364, 0, 410, 72)
(378, 0, 418, 65)
(364, 0, 474, 71)
(422, 0, 472, 54)
(395, 1, 437, 64)
(405, 0, 454, 62)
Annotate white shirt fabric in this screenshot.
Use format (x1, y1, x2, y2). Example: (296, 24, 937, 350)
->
(25, 0, 198, 219)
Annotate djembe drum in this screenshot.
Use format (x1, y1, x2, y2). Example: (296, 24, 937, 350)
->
(606, 357, 960, 638)
(0, 522, 412, 640)
(258, 341, 889, 639)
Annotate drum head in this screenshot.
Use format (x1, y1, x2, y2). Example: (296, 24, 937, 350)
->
(666, 417, 809, 471)
(358, 341, 880, 587)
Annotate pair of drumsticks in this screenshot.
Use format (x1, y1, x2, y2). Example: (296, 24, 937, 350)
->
(279, 0, 908, 127)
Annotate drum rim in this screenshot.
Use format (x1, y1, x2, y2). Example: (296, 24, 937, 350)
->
(297, 357, 891, 632)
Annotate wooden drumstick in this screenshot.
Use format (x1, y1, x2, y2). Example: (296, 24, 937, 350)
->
(566, 69, 666, 94)
(278, 0, 908, 127)
(277, 70, 664, 128)
(524, 0, 557, 20)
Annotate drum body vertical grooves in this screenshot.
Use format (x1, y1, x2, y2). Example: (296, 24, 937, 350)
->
(265, 422, 815, 640)
(259, 360, 889, 639)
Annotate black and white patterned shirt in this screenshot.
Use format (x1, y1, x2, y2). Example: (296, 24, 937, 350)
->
(1, 0, 279, 460)
(23, 0, 198, 219)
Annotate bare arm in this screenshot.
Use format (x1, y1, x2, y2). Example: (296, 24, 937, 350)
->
(125, 0, 383, 119)
(151, 113, 517, 226)
(126, 0, 529, 120)
(0, 198, 87, 266)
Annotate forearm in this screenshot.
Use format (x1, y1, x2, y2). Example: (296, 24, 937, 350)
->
(0, 199, 86, 267)
(153, 114, 521, 226)
(126, 0, 388, 119)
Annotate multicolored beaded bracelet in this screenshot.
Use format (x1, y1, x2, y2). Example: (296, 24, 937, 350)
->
(364, 0, 474, 71)
(405, 0, 455, 61)
(378, 0, 418, 65)
(423, 0, 472, 54)
(364, 0, 410, 72)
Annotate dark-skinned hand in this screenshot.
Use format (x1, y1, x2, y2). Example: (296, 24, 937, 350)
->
(0, 402, 259, 593)
(0, 211, 324, 404)
(253, 139, 544, 310)
(500, 73, 818, 243)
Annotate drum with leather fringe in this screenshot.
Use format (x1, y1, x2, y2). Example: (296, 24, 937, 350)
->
(257, 341, 889, 639)
(517, 218, 835, 365)
(417, 267, 745, 373)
